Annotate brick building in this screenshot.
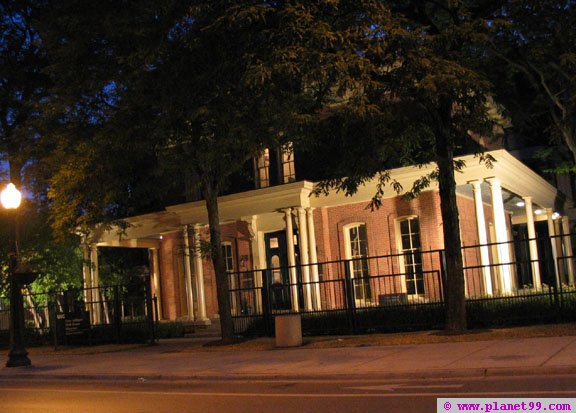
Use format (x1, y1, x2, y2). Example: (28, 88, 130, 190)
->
(85, 149, 573, 325)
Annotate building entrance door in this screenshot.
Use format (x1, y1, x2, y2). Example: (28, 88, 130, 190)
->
(265, 231, 292, 310)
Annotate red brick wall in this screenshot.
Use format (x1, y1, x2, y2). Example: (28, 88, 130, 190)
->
(158, 231, 185, 320)
(317, 191, 445, 265)
(156, 189, 511, 316)
(199, 221, 253, 318)
(310, 190, 495, 300)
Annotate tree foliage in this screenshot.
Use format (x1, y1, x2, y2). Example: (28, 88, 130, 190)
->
(488, 0, 576, 171)
(253, 0, 504, 332)
(34, 1, 294, 341)
(0, 201, 83, 298)
(4, 0, 572, 336)
(0, 0, 48, 183)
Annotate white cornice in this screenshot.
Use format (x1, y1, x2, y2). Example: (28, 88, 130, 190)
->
(94, 150, 561, 244)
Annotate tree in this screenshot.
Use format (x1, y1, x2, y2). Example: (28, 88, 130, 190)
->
(260, 0, 502, 333)
(488, 0, 576, 171)
(31, 0, 179, 238)
(0, 0, 48, 188)
(0, 1, 67, 320)
(146, 2, 289, 342)
(36, 1, 285, 342)
(33, 0, 510, 336)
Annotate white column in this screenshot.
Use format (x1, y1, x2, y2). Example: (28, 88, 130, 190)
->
(193, 225, 208, 322)
(470, 180, 493, 296)
(297, 208, 313, 310)
(307, 207, 322, 310)
(486, 177, 513, 294)
(182, 225, 196, 321)
(283, 208, 299, 311)
(250, 216, 264, 313)
(523, 197, 542, 289)
(561, 216, 575, 285)
(82, 241, 93, 321)
(150, 248, 163, 319)
(547, 209, 561, 289)
(90, 245, 102, 323)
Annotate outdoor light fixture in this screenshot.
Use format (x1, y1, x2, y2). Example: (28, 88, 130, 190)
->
(1, 182, 31, 367)
(553, 212, 561, 220)
(534, 209, 543, 215)
(0, 183, 22, 209)
(516, 201, 525, 207)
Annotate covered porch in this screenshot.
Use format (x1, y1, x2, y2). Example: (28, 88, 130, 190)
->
(84, 149, 574, 327)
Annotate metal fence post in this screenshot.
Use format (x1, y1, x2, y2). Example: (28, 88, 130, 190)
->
(343, 260, 357, 334)
(113, 285, 121, 343)
(261, 270, 273, 336)
(439, 250, 447, 303)
(49, 292, 58, 351)
(145, 281, 156, 344)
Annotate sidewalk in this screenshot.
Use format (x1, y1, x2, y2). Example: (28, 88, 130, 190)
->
(1, 333, 576, 382)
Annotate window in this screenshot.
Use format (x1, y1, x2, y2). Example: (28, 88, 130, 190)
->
(222, 242, 238, 313)
(255, 144, 297, 188)
(345, 223, 372, 302)
(221, 243, 234, 273)
(255, 149, 270, 188)
(398, 217, 424, 295)
(281, 143, 296, 183)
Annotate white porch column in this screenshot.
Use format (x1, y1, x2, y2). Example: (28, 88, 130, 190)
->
(547, 209, 561, 289)
(149, 248, 163, 319)
(523, 197, 542, 289)
(182, 225, 196, 321)
(82, 241, 93, 315)
(470, 180, 493, 295)
(90, 245, 102, 324)
(283, 208, 300, 311)
(297, 208, 313, 311)
(193, 225, 209, 322)
(561, 216, 575, 285)
(486, 177, 513, 294)
(306, 207, 322, 310)
(244, 215, 263, 313)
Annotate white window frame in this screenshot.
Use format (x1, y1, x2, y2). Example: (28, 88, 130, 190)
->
(221, 242, 237, 312)
(343, 222, 372, 304)
(281, 142, 296, 183)
(395, 216, 424, 296)
(255, 149, 270, 188)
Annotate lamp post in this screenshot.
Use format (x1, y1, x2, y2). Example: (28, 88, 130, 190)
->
(1, 182, 31, 367)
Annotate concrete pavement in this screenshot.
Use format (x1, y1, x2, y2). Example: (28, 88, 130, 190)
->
(1, 335, 576, 382)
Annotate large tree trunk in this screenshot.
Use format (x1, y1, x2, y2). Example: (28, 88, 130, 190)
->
(435, 109, 467, 334)
(202, 180, 235, 342)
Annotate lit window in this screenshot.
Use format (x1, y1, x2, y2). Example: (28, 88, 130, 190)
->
(281, 143, 296, 183)
(398, 217, 424, 295)
(221, 243, 234, 273)
(256, 149, 270, 188)
(345, 223, 372, 302)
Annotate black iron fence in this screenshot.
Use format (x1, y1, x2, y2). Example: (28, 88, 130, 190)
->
(0, 283, 157, 347)
(229, 234, 576, 337)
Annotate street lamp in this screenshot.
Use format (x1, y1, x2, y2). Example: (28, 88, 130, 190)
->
(1, 182, 31, 367)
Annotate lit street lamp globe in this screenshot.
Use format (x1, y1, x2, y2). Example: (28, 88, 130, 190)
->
(1, 183, 22, 210)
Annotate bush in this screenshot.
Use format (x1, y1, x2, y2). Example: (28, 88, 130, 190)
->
(155, 321, 185, 339)
(233, 290, 576, 337)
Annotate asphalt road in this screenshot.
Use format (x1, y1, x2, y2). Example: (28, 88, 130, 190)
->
(1, 374, 576, 413)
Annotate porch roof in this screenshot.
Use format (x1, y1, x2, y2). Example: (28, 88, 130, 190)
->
(310, 150, 559, 211)
(94, 149, 561, 246)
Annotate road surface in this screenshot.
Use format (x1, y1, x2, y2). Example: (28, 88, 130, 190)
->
(1, 374, 575, 412)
